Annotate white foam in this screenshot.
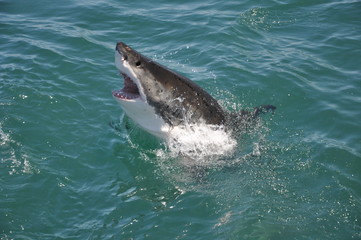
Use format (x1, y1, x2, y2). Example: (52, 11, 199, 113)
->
(164, 124, 237, 166)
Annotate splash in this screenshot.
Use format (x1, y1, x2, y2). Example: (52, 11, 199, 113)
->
(0, 123, 36, 175)
(164, 124, 237, 166)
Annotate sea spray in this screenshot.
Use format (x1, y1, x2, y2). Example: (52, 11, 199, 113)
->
(164, 124, 237, 165)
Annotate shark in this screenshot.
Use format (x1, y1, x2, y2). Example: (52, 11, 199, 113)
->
(112, 42, 275, 139)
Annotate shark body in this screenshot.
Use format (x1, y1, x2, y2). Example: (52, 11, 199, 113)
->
(112, 42, 275, 138)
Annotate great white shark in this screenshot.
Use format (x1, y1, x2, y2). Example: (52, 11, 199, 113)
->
(112, 42, 275, 139)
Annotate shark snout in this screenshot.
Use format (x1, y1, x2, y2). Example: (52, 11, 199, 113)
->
(115, 43, 127, 62)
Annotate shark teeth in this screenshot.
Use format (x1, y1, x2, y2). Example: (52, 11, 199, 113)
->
(112, 73, 141, 100)
(121, 73, 139, 94)
(112, 89, 139, 100)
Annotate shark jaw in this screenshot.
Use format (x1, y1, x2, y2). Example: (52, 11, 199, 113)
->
(112, 48, 170, 139)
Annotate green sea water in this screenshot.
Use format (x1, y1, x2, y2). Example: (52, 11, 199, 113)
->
(1, 0, 361, 239)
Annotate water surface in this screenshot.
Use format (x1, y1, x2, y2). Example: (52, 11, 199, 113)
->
(1, 0, 361, 239)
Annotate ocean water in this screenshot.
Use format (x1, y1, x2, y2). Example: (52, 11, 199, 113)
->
(1, 0, 361, 239)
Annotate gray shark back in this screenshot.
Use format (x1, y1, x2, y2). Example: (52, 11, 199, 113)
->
(144, 60, 226, 126)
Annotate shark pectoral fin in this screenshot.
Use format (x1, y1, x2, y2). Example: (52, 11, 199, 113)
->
(252, 104, 276, 118)
(230, 104, 276, 122)
(227, 104, 276, 133)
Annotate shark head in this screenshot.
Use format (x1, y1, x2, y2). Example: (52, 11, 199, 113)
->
(113, 42, 226, 138)
(113, 42, 170, 138)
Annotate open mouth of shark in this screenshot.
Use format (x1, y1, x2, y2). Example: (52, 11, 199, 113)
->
(112, 73, 141, 100)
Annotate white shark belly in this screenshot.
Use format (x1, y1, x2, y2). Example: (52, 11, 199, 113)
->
(114, 97, 170, 139)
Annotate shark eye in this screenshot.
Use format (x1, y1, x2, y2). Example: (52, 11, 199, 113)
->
(123, 55, 128, 61)
(135, 61, 141, 67)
